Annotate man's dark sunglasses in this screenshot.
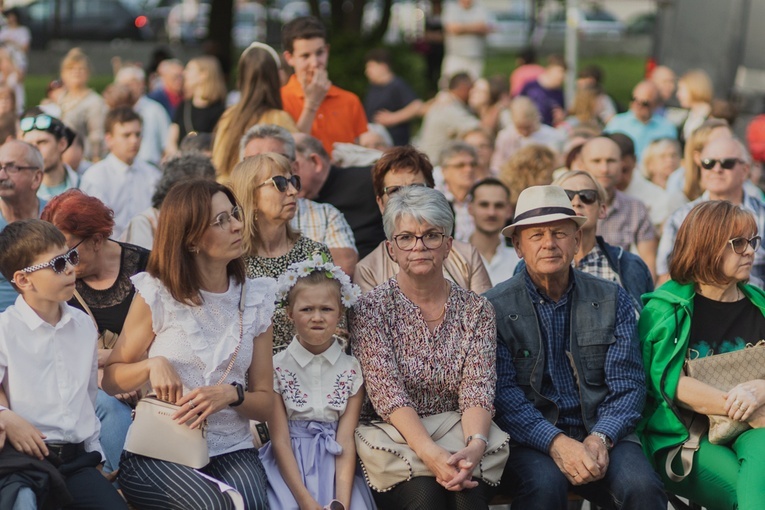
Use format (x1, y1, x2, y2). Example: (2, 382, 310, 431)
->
(259, 174, 301, 192)
(564, 189, 599, 205)
(700, 158, 743, 170)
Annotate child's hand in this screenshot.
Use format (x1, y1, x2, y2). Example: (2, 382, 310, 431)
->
(0, 410, 48, 460)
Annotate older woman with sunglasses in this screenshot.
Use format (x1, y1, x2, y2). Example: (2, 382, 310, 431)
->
(230, 152, 331, 352)
(351, 186, 497, 509)
(552, 170, 653, 312)
(41, 189, 150, 478)
(639, 200, 765, 510)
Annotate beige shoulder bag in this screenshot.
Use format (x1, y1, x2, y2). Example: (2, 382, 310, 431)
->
(123, 282, 246, 468)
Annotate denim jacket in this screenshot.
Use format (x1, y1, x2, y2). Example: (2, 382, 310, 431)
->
(487, 269, 645, 450)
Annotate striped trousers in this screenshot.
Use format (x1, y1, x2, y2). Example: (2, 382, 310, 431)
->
(119, 449, 269, 509)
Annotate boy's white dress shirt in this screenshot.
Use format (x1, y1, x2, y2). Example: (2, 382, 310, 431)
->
(0, 295, 103, 458)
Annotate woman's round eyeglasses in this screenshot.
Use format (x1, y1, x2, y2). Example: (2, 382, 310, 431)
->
(392, 232, 446, 251)
(210, 206, 242, 230)
(728, 235, 761, 255)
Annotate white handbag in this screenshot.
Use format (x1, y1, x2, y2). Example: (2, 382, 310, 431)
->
(123, 282, 246, 468)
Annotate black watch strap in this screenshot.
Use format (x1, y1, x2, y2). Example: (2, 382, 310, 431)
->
(229, 382, 245, 407)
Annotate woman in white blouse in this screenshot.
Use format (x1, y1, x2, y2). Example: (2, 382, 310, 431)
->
(103, 179, 276, 509)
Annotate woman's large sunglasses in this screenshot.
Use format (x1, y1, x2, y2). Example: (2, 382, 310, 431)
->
(258, 175, 301, 193)
(20, 248, 79, 275)
(564, 189, 599, 205)
(728, 236, 761, 255)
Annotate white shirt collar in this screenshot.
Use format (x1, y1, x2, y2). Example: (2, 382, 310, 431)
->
(105, 152, 132, 172)
(287, 336, 343, 367)
(13, 294, 74, 331)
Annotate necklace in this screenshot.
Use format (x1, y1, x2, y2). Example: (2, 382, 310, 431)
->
(422, 302, 447, 322)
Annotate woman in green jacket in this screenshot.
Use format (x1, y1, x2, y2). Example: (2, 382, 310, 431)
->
(638, 200, 765, 510)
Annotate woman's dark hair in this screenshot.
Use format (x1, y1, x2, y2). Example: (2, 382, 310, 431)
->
(148, 179, 245, 305)
(670, 200, 758, 285)
(152, 154, 216, 209)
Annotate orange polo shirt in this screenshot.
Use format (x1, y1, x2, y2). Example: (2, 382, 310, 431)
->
(281, 75, 368, 155)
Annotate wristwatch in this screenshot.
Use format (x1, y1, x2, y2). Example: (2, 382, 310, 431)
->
(591, 432, 613, 451)
(466, 434, 489, 449)
(229, 382, 245, 407)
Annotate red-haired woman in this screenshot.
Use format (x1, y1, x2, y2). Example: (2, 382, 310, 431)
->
(41, 189, 150, 477)
(103, 179, 275, 509)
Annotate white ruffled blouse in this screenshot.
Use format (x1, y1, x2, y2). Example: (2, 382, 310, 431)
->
(131, 272, 277, 456)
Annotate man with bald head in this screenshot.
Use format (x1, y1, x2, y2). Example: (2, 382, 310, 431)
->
(580, 136, 657, 278)
(657, 136, 765, 284)
(0, 140, 46, 311)
(649, 66, 677, 115)
(604, 81, 678, 160)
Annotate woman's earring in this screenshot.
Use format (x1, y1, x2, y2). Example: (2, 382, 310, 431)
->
(254, 209, 258, 222)
(189, 246, 199, 254)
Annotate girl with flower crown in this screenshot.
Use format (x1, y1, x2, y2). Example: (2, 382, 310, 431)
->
(259, 255, 374, 510)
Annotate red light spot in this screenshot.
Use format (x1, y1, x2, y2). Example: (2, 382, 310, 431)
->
(135, 15, 148, 28)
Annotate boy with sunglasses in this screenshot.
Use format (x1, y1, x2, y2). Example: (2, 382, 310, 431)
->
(0, 220, 127, 509)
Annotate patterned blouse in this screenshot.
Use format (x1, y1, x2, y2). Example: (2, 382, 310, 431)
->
(350, 278, 497, 422)
(273, 337, 363, 422)
(245, 236, 331, 352)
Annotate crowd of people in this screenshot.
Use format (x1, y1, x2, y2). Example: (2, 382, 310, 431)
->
(1, 3, 765, 510)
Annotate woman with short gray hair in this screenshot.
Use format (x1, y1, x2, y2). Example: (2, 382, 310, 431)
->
(351, 185, 498, 509)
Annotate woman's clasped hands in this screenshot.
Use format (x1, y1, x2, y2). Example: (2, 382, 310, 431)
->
(420, 440, 482, 491)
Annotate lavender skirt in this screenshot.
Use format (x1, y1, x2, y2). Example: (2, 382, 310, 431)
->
(259, 420, 376, 510)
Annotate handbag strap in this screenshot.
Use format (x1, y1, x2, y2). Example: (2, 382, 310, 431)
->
(664, 413, 706, 482)
(213, 281, 246, 386)
(73, 288, 99, 331)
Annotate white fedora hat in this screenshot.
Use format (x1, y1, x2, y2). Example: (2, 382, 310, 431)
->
(502, 185, 587, 238)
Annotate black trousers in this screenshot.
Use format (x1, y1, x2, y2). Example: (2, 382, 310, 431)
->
(373, 476, 495, 510)
(58, 450, 128, 510)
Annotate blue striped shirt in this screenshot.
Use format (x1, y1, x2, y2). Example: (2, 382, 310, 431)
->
(494, 270, 644, 452)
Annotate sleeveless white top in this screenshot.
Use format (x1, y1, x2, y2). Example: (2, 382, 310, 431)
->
(131, 272, 277, 456)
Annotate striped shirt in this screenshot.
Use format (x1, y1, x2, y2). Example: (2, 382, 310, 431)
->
(291, 198, 358, 252)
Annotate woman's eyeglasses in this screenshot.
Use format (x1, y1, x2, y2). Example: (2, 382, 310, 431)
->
(728, 235, 761, 255)
(700, 158, 743, 170)
(20, 248, 79, 275)
(210, 206, 242, 230)
(382, 182, 429, 197)
(392, 232, 446, 251)
(258, 175, 301, 193)
(564, 189, 599, 205)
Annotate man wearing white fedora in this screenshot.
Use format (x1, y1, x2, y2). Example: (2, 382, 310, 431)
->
(485, 185, 666, 509)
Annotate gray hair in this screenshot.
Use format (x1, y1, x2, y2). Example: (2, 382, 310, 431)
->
(295, 133, 329, 165)
(16, 140, 44, 171)
(439, 141, 477, 166)
(115, 65, 146, 84)
(239, 124, 296, 162)
(383, 186, 454, 240)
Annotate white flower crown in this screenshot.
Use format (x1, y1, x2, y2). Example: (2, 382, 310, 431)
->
(276, 253, 362, 308)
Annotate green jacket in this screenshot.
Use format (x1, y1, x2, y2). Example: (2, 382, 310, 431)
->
(636, 280, 765, 468)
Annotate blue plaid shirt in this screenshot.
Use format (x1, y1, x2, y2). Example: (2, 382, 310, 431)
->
(494, 270, 644, 453)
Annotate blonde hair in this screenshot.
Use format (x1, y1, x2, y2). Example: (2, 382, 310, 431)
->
(188, 56, 227, 104)
(679, 69, 713, 104)
(642, 138, 681, 180)
(60, 47, 91, 74)
(229, 153, 299, 256)
(499, 144, 556, 209)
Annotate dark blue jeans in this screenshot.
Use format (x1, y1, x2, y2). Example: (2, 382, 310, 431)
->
(499, 441, 667, 510)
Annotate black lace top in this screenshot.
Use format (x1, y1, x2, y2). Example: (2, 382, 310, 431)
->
(69, 241, 150, 335)
(244, 236, 331, 352)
